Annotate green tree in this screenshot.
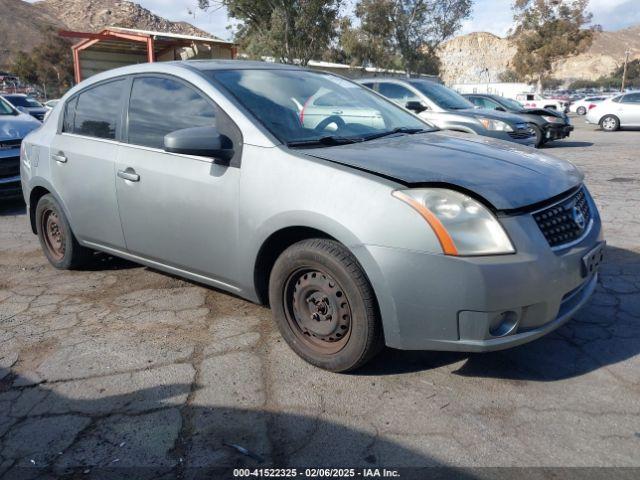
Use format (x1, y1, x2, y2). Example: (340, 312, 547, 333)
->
(10, 30, 74, 98)
(511, 0, 599, 92)
(344, 0, 472, 75)
(199, 0, 342, 65)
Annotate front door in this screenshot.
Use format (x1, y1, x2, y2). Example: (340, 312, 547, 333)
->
(49, 79, 126, 249)
(114, 75, 241, 285)
(618, 93, 640, 126)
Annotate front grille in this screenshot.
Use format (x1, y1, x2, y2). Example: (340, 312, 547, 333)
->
(533, 188, 592, 248)
(0, 156, 20, 179)
(0, 139, 21, 150)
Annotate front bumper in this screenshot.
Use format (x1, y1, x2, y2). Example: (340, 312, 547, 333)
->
(354, 192, 603, 351)
(545, 123, 574, 141)
(484, 130, 537, 147)
(1, 147, 22, 199)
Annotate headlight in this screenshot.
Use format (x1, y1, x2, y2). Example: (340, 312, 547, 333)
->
(477, 118, 513, 132)
(392, 189, 515, 256)
(542, 115, 562, 123)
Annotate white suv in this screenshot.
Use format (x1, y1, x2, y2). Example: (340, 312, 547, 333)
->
(515, 93, 567, 112)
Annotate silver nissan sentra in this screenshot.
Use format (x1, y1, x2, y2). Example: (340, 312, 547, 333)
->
(20, 60, 604, 372)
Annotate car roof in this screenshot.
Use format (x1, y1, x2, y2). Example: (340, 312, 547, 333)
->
(176, 60, 304, 71)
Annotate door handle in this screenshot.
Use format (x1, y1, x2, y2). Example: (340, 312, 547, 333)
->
(51, 153, 67, 163)
(117, 169, 140, 182)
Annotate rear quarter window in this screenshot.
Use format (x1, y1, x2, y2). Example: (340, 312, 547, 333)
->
(71, 79, 125, 139)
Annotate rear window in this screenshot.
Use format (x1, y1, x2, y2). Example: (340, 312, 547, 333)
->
(69, 79, 125, 140)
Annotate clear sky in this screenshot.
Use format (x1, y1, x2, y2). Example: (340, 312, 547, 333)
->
(28, 0, 640, 40)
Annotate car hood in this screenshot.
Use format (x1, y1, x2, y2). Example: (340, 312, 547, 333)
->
(305, 131, 583, 210)
(0, 112, 41, 140)
(457, 108, 529, 125)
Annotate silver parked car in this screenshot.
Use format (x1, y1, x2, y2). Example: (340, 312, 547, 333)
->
(358, 78, 537, 146)
(585, 92, 640, 131)
(21, 61, 604, 372)
(1, 96, 41, 198)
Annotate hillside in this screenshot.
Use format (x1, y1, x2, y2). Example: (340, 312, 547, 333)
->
(438, 25, 640, 85)
(1, 0, 218, 67)
(0, 0, 64, 66)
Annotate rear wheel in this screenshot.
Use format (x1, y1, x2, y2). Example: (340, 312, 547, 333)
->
(600, 115, 619, 132)
(576, 106, 587, 115)
(35, 194, 92, 269)
(268, 239, 383, 372)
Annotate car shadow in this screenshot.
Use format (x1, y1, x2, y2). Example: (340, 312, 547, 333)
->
(0, 198, 26, 216)
(356, 245, 639, 382)
(545, 141, 593, 148)
(0, 369, 475, 479)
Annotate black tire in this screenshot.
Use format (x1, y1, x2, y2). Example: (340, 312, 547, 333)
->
(35, 194, 92, 269)
(268, 239, 383, 372)
(600, 115, 620, 132)
(530, 124, 544, 148)
(576, 106, 587, 115)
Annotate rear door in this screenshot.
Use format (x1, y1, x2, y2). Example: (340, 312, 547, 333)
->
(115, 75, 241, 284)
(49, 79, 126, 248)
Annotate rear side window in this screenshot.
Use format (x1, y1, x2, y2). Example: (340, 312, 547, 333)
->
(127, 76, 216, 149)
(72, 80, 125, 139)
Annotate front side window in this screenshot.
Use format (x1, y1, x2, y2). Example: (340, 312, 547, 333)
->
(409, 81, 474, 110)
(72, 80, 125, 139)
(206, 69, 428, 145)
(127, 76, 216, 149)
(378, 83, 420, 103)
(621, 93, 640, 104)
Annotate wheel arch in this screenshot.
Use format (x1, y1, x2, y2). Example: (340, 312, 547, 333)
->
(29, 185, 51, 234)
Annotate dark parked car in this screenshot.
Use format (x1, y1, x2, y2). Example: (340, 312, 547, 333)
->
(464, 93, 574, 147)
(2, 94, 48, 122)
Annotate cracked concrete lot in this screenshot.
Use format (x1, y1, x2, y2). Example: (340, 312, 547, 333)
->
(0, 118, 639, 478)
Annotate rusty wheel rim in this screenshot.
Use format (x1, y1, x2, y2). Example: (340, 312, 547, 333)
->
(41, 208, 65, 261)
(284, 268, 352, 354)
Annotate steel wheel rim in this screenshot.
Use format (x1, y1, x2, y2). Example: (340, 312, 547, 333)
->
(577, 107, 586, 115)
(602, 118, 616, 130)
(41, 208, 65, 261)
(283, 268, 352, 354)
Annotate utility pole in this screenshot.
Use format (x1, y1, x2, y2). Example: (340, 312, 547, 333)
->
(621, 49, 631, 92)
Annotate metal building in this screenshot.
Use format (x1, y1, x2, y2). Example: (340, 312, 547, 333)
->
(59, 27, 237, 84)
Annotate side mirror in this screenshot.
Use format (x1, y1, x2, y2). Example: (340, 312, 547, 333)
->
(405, 101, 427, 113)
(164, 126, 233, 165)
(495, 106, 506, 112)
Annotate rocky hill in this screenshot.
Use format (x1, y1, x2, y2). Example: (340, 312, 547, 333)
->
(0, 0, 64, 66)
(1, 0, 217, 67)
(438, 25, 640, 85)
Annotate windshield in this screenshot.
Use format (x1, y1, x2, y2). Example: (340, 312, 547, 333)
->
(206, 69, 430, 145)
(408, 81, 474, 110)
(5, 95, 43, 108)
(499, 97, 524, 110)
(0, 97, 15, 115)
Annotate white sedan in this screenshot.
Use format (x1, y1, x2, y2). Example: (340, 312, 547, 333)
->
(570, 96, 608, 115)
(585, 92, 640, 131)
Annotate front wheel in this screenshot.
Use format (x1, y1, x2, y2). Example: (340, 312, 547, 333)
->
(600, 115, 620, 132)
(268, 239, 383, 372)
(530, 124, 544, 148)
(35, 194, 92, 269)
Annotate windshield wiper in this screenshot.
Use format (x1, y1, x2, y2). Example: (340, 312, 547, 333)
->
(362, 127, 430, 142)
(286, 135, 363, 148)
